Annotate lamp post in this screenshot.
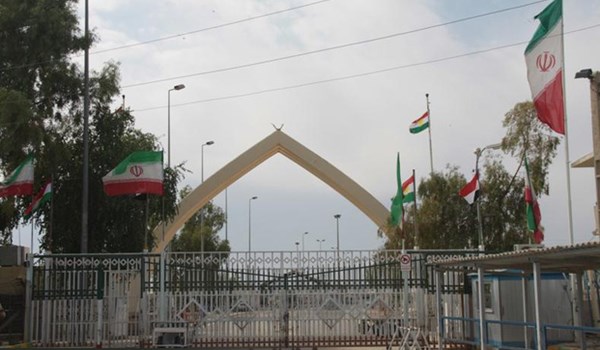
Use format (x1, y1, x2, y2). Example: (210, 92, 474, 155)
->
(167, 84, 185, 168)
(301, 232, 309, 254)
(301, 231, 309, 269)
(575, 69, 600, 240)
(201, 140, 214, 183)
(474, 142, 502, 252)
(248, 196, 258, 252)
(316, 239, 326, 250)
(199, 140, 214, 254)
(334, 214, 341, 253)
(295, 241, 300, 269)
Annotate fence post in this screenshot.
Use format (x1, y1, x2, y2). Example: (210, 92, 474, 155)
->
(96, 264, 105, 348)
(159, 251, 166, 322)
(435, 269, 443, 350)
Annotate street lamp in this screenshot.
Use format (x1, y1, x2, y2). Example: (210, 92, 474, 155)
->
(248, 196, 258, 252)
(199, 140, 214, 254)
(201, 140, 214, 183)
(316, 239, 326, 250)
(575, 69, 600, 243)
(334, 214, 341, 253)
(302, 231, 309, 254)
(474, 142, 502, 252)
(167, 84, 185, 168)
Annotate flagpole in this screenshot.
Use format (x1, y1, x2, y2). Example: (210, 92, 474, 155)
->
(426, 93, 434, 174)
(144, 195, 150, 252)
(412, 169, 419, 249)
(49, 176, 54, 253)
(560, 4, 574, 246)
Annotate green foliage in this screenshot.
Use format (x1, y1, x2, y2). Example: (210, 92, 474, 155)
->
(502, 101, 560, 195)
(171, 186, 230, 253)
(412, 167, 478, 249)
(0, 2, 183, 252)
(478, 159, 528, 251)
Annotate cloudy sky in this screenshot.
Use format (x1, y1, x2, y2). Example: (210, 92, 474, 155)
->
(20, 0, 600, 253)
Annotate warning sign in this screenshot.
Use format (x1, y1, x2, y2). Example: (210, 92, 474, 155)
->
(400, 254, 412, 272)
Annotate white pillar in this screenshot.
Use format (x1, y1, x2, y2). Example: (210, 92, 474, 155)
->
(521, 276, 530, 348)
(477, 267, 486, 349)
(575, 271, 585, 348)
(435, 269, 443, 350)
(532, 261, 544, 350)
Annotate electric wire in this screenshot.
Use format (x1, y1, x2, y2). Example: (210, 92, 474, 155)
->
(121, 0, 548, 89)
(132, 23, 600, 112)
(0, 0, 332, 73)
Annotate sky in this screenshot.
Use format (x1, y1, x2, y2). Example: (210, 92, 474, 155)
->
(15, 0, 600, 254)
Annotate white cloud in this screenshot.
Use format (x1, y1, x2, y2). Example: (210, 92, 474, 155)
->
(58, 0, 600, 253)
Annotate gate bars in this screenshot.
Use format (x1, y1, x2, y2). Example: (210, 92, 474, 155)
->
(28, 249, 476, 348)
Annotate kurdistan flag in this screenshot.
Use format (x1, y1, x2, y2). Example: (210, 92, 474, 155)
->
(389, 153, 403, 228)
(24, 181, 52, 220)
(409, 112, 429, 134)
(525, 0, 564, 135)
(102, 151, 164, 196)
(402, 175, 415, 204)
(0, 155, 34, 197)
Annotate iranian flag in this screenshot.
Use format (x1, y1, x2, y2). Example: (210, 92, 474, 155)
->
(524, 157, 544, 244)
(525, 0, 564, 135)
(409, 112, 429, 134)
(0, 155, 34, 197)
(24, 181, 52, 220)
(402, 175, 415, 204)
(459, 172, 479, 205)
(103, 151, 164, 196)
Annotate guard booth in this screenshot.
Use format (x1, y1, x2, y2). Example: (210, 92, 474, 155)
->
(433, 242, 600, 350)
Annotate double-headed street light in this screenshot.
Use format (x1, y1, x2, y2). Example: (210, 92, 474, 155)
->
(316, 239, 326, 250)
(167, 84, 185, 168)
(474, 142, 502, 251)
(248, 196, 258, 252)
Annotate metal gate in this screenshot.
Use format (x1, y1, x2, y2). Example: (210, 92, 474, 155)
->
(29, 249, 476, 348)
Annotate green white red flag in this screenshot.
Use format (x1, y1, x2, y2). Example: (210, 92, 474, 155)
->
(409, 112, 429, 134)
(103, 151, 164, 196)
(24, 181, 52, 220)
(390, 153, 403, 228)
(524, 157, 544, 244)
(525, 0, 564, 134)
(0, 155, 34, 197)
(402, 175, 415, 204)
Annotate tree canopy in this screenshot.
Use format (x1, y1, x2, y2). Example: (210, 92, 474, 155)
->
(0, 0, 183, 252)
(386, 101, 560, 252)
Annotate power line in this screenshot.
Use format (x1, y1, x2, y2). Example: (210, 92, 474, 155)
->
(132, 23, 600, 112)
(122, 0, 548, 89)
(93, 0, 332, 54)
(0, 0, 332, 73)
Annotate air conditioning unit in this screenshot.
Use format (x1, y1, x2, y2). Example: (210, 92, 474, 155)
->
(513, 244, 544, 251)
(0, 245, 29, 266)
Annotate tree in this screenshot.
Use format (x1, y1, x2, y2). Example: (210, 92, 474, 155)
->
(0, 2, 183, 252)
(383, 101, 560, 252)
(412, 167, 478, 250)
(502, 101, 560, 195)
(478, 159, 528, 252)
(171, 186, 230, 253)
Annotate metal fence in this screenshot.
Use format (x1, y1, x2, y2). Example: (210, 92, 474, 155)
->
(28, 249, 477, 348)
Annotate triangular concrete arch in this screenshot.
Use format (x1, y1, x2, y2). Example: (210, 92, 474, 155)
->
(152, 130, 390, 252)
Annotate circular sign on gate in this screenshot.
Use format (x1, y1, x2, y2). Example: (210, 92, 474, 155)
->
(400, 254, 412, 272)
